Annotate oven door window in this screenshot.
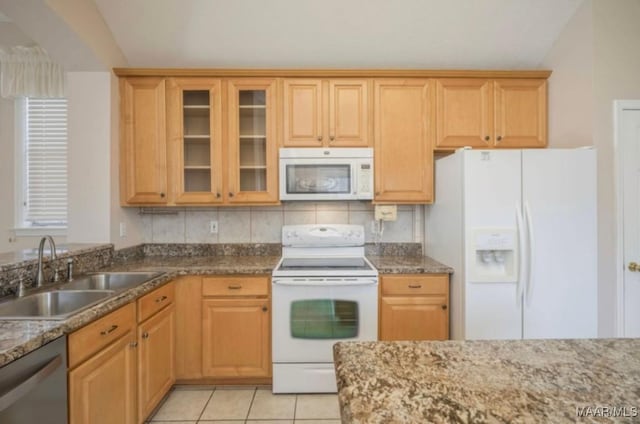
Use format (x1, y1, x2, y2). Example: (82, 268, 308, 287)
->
(285, 165, 351, 194)
(290, 299, 359, 339)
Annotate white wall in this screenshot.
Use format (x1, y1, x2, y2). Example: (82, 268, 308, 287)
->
(591, 0, 640, 336)
(542, 0, 640, 337)
(542, 0, 594, 148)
(66, 72, 111, 243)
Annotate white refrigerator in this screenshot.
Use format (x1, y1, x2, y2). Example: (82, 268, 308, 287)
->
(425, 148, 597, 340)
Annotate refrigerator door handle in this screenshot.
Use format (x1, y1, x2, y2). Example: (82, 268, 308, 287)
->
(524, 201, 535, 305)
(516, 204, 527, 307)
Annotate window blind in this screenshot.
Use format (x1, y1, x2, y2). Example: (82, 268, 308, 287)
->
(25, 98, 68, 226)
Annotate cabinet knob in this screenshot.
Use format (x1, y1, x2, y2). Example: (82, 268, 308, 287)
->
(142, 332, 149, 339)
(229, 192, 234, 198)
(160, 192, 166, 198)
(130, 341, 138, 348)
(262, 306, 268, 312)
(375, 191, 380, 196)
(216, 192, 221, 198)
(330, 135, 335, 141)
(497, 135, 503, 141)
(317, 136, 323, 142)
(484, 136, 490, 141)
(441, 305, 448, 310)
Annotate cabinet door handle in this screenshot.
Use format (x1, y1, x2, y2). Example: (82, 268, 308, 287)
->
(262, 306, 268, 312)
(130, 341, 138, 348)
(229, 192, 234, 198)
(100, 325, 118, 336)
(496, 135, 503, 141)
(329, 135, 335, 141)
(484, 136, 490, 141)
(142, 332, 149, 339)
(441, 305, 448, 310)
(155, 295, 168, 303)
(408, 284, 422, 289)
(316, 135, 323, 142)
(160, 192, 165, 198)
(216, 192, 221, 198)
(228, 285, 242, 290)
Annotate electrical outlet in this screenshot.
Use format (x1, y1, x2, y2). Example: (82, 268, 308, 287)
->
(209, 220, 218, 234)
(374, 205, 397, 221)
(119, 222, 127, 238)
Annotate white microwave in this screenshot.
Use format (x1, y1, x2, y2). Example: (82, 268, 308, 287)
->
(279, 148, 374, 201)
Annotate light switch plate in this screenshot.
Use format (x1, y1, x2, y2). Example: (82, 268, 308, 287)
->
(374, 205, 397, 221)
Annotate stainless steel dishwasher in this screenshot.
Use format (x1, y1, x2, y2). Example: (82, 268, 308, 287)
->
(0, 336, 67, 423)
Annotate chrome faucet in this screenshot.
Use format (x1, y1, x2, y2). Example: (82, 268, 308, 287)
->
(35, 236, 58, 287)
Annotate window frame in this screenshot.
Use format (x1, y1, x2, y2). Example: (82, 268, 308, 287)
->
(14, 97, 67, 236)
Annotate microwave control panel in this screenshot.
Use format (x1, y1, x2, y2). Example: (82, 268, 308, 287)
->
(357, 161, 373, 198)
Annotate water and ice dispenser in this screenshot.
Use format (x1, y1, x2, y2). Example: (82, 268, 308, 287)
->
(467, 229, 518, 282)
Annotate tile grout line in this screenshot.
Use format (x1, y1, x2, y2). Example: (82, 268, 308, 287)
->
(196, 387, 216, 422)
(293, 393, 299, 422)
(245, 387, 258, 421)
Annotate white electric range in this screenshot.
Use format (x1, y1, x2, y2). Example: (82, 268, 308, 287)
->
(271, 224, 378, 393)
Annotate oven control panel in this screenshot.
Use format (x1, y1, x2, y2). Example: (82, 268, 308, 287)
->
(282, 224, 365, 247)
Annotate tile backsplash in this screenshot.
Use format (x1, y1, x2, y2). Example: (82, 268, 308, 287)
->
(141, 202, 423, 244)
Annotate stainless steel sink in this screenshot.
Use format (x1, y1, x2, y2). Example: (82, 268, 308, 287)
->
(59, 272, 163, 292)
(0, 290, 114, 320)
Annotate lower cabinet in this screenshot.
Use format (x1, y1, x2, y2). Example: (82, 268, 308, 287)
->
(379, 274, 450, 341)
(68, 303, 137, 424)
(68, 282, 176, 424)
(201, 276, 271, 379)
(136, 282, 176, 423)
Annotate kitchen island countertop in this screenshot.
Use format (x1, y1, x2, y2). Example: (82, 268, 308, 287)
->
(334, 339, 640, 423)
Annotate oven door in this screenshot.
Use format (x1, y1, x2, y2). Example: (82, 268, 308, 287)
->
(279, 158, 357, 200)
(272, 278, 378, 363)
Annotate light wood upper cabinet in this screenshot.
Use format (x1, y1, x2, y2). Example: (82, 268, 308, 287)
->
(283, 79, 323, 146)
(120, 77, 167, 205)
(494, 79, 547, 148)
(226, 79, 279, 204)
(435, 78, 493, 149)
(283, 79, 370, 147)
(373, 79, 434, 203)
(379, 274, 449, 341)
(435, 78, 547, 149)
(167, 78, 223, 204)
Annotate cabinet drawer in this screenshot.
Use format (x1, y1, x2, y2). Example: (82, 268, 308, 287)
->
(68, 302, 136, 368)
(202, 276, 269, 297)
(138, 282, 175, 323)
(381, 274, 448, 296)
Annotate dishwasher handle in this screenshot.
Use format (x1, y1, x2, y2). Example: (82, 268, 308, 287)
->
(0, 355, 63, 413)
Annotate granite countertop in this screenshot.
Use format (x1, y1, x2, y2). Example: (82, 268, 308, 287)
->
(0, 251, 452, 369)
(334, 339, 640, 423)
(367, 255, 453, 274)
(0, 255, 280, 368)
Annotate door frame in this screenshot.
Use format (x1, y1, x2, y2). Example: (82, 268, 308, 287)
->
(614, 100, 640, 337)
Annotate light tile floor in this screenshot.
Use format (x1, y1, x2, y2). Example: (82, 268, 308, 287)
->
(149, 386, 341, 424)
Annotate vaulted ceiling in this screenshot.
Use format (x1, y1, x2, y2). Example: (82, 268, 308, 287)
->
(1, 0, 584, 70)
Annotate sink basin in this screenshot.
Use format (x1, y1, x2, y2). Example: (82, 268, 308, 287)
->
(0, 290, 114, 320)
(59, 272, 163, 292)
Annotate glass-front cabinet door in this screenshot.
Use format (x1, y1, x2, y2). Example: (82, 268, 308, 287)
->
(226, 79, 278, 204)
(167, 78, 223, 204)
